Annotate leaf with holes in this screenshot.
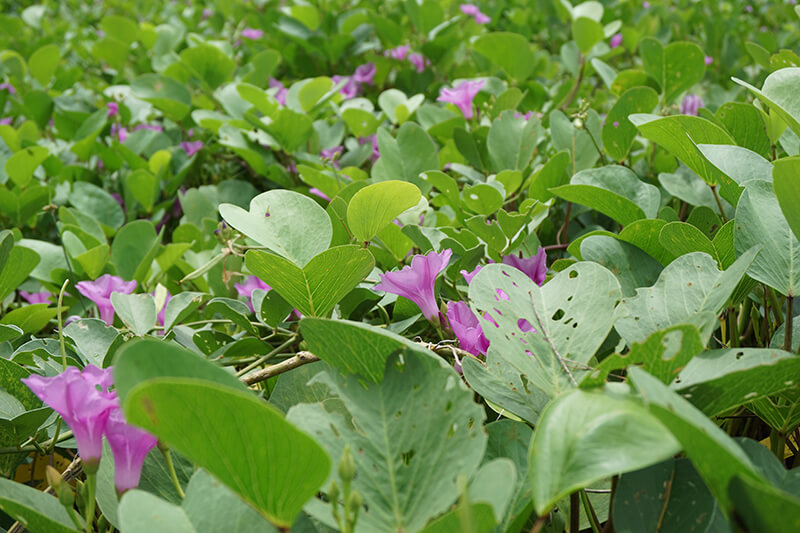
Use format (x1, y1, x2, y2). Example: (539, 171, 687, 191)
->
(287, 349, 486, 533)
(614, 249, 758, 345)
(468, 262, 622, 398)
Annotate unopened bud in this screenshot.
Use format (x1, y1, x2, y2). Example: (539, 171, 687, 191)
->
(58, 486, 75, 507)
(572, 118, 584, 130)
(328, 479, 340, 503)
(45, 465, 62, 492)
(348, 490, 362, 514)
(338, 446, 355, 483)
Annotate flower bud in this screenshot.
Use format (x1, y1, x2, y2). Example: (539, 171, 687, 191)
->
(45, 465, 62, 493)
(58, 486, 75, 508)
(328, 479, 340, 503)
(338, 445, 355, 483)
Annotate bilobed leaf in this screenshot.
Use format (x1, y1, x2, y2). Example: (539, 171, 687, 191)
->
(602, 87, 660, 162)
(287, 349, 487, 533)
(220, 190, 332, 268)
(529, 386, 680, 515)
(473, 32, 534, 80)
(111, 293, 156, 336)
(346, 181, 421, 242)
(123, 379, 330, 528)
(734, 179, 800, 297)
(180, 44, 235, 89)
(131, 74, 191, 121)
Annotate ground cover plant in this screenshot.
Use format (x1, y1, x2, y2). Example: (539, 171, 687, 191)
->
(0, 0, 800, 531)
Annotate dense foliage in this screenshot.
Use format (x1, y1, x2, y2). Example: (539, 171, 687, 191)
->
(1, 0, 800, 531)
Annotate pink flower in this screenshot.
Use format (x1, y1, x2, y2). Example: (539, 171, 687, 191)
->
(447, 301, 490, 356)
(705, 55, 714, 66)
(181, 140, 203, 157)
(643, 1, 650, 7)
(332, 75, 359, 99)
(104, 406, 157, 493)
(76, 274, 137, 325)
(502, 247, 547, 286)
(111, 123, 127, 142)
(19, 291, 51, 304)
(437, 79, 485, 119)
(0, 118, 11, 125)
(156, 292, 171, 327)
(408, 53, 427, 73)
(202, 8, 213, 19)
(241, 28, 263, 40)
(359, 134, 380, 160)
(235, 276, 271, 312)
(460, 265, 482, 284)
(385, 45, 410, 60)
(309, 188, 330, 201)
(321, 145, 343, 168)
(610, 33, 623, 49)
(680, 94, 704, 116)
(460, 4, 490, 24)
(0, 83, 16, 94)
(132, 124, 163, 132)
(269, 78, 288, 106)
(353, 62, 376, 85)
(21, 366, 117, 467)
(374, 249, 453, 322)
(107, 102, 119, 117)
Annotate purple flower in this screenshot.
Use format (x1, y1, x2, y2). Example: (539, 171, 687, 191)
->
(242, 28, 263, 40)
(132, 124, 163, 132)
(156, 292, 171, 327)
(75, 274, 137, 325)
(447, 301, 490, 357)
(309, 188, 330, 201)
(111, 123, 127, 142)
(0, 118, 11, 126)
(358, 134, 380, 160)
(353, 62, 376, 85)
(0, 83, 16, 94)
(408, 53, 427, 73)
(104, 406, 157, 493)
(181, 140, 203, 157)
(332, 75, 360, 99)
(269, 78, 288, 106)
(235, 276, 271, 312)
(705, 55, 714, 66)
(502, 247, 547, 286)
(385, 45, 410, 60)
(514, 111, 533, 120)
(107, 102, 119, 117)
(438, 79, 485, 119)
(21, 366, 117, 467)
(745, 5, 753, 13)
(374, 249, 453, 322)
(643, 1, 650, 8)
(680, 94, 704, 116)
(610, 33, 623, 49)
(202, 8, 213, 19)
(460, 4, 491, 24)
(321, 145, 343, 168)
(19, 291, 51, 304)
(460, 265, 482, 284)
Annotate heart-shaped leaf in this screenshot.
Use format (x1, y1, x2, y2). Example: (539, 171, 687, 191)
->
(346, 181, 421, 242)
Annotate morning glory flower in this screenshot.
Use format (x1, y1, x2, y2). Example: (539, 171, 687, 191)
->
(385, 45, 410, 60)
(0, 118, 11, 125)
(705, 55, 714, 66)
(374, 249, 453, 322)
(610, 33, 623, 48)
(460, 4, 490, 24)
(0, 83, 16, 94)
(76, 274, 137, 325)
(408, 53, 428, 73)
(19, 291, 51, 304)
(438, 79, 485, 119)
(104, 406, 158, 494)
(269, 78, 288, 106)
(353, 62, 376, 85)
(460, 265, 482, 284)
(111, 123, 127, 142)
(106, 102, 119, 117)
(22, 366, 117, 469)
(502, 247, 547, 286)
(332, 75, 359, 99)
(680, 94, 704, 116)
(446, 301, 490, 356)
(241, 28, 263, 40)
(181, 140, 203, 157)
(235, 276, 271, 312)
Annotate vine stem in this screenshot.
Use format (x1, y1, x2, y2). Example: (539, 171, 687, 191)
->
(235, 335, 298, 377)
(161, 447, 185, 499)
(241, 351, 320, 385)
(570, 492, 580, 533)
(57, 278, 70, 369)
(84, 473, 97, 533)
(786, 294, 794, 353)
(580, 489, 601, 533)
(655, 465, 675, 532)
(709, 185, 728, 222)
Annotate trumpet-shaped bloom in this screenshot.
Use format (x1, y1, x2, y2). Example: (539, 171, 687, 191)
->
(104, 406, 158, 493)
(181, 140, 203, 157)
(460, 4, 490, 24)
(385, 45, 410, 60)
(374, 249, 453, 321)
(332, 75, 359, 99)
(680, 94, 704, 116)
(235, 276, 271, 312)
(0, 83, 16, 94)
(269, 78, 288, 106)
(460, 265, 482, 284)
(107, 102, 119, 117)
(76, 274, 137, 325)
(502, 247, 547, 286)
(437, 80, 485, 119)
(21, 366, 117, 466)
(19, 291, 51, 304)
(447, 301, 490, 356)
(408, 53, 427, 73)
(353, 63, 376, 85)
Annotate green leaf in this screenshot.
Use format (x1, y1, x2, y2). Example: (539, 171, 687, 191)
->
(342, 108, 379, 137)
(549, 109, 601, 173)
(551, 165, 660, 225)
(773, 156, 800, 244)
(125, 169, 158, 212)
(733, 67, 800, 138)
(69, 182, 124, 231)
(263, 108, 313, 152)
(373, 123, 438, 192)
(180, 44, 235, 90)
(573, 17, 604, 54)
(419, 503, 497, 533)
(6, 145, 48, 187)
(64, 319, 120, 367)
(299, 318, 439, 383)
(100, 15, 138, 44)
(123, 379, 330, 528)
(298, 77, 334, 112)
(613, 458, 716, 533)
(0, 244, 39, 301)
(220, 190, 332, 268)
(469, 262, 622, 397)
(118, 491, 194, 533)
(0, 479, 77, 532)
(696, 144, 773, 205)
(28, 44, 60, 86)
(659, 221, 718, 261)
(111, 220, 160, 283)
(640, 39, 706, 103)
(111, 293, 156, 336)
(528, 151, 570, 202)
(131, 74, 192, 121)
(346, 181, 421, 242)
(462, 184, 504, 216)
(486, 111, 540, 172)
(581, 324, 704, 387)
(674, 348, 800, 416)
(287, 349, 486, 532)
(528, 386, 680, 515)
(473, 32, 534, 80)
(579, 235, 663, 297)
(378, 89, 425, 125)
(245, 245, 374, 317)
(729, 475, 800, 533)
(715, 102, 772, 159)
(162, 292, 207, 331)
(628, 367, 766, 512)
(602, 87, 660, 162)
(0, 304, 59, 334)
(614, 249, 758, 344)
(735, 179, 800, 296)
